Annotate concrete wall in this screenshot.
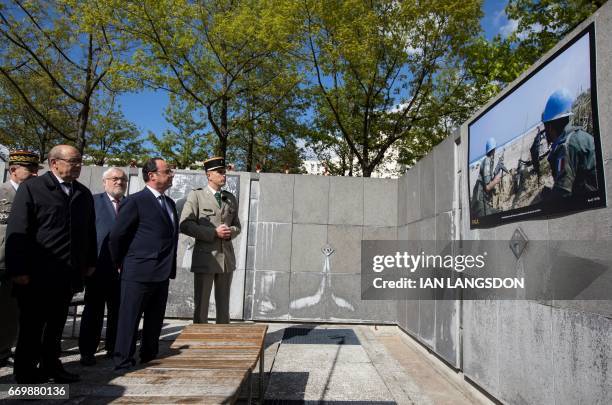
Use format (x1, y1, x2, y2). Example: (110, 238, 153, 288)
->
(243, 173, 398, 323)
(455, 5, 612, 404)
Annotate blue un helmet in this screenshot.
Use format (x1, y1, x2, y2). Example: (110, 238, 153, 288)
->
(541, 88, 574, 123)
(485, 137, 496, 154)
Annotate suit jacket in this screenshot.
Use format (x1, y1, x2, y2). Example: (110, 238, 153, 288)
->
(109, 187, 178, 282)
(179, 187, 240, 274)
(92, 192, 121, 280)
(5, 171, 97, 289)
(0, 181, 17, 272)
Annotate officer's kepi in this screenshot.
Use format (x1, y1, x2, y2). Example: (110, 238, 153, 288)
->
(204, 157, 225, 172)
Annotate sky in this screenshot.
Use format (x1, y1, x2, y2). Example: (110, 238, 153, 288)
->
(118, 0, 514, 142)
(468, 33, 591, 163)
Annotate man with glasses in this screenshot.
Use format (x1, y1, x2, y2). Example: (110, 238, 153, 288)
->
(79, 168, 127, 366)
(0, 150, 41, 367)
(180, 156, 241, 324)
(6, 145, 96, 383)
(109, 158, 178, 371)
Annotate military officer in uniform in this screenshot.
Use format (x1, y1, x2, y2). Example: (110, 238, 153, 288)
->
(471, 137, 502, 218)
(179, 157, 241, 324)
(0, 150, 40, 366)
(541, 88, 597, 199)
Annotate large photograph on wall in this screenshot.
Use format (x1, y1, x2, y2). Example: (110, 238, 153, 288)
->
(468, 24, 605, 229)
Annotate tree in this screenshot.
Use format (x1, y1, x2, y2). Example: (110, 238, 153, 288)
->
(116, 0, 303, 161)
(301, 0, 484, 176)
(85, 94, 149, 166)
(505, 0, 606, 70)
(147, 97, 214, 169)
(0, 0, 134, 152)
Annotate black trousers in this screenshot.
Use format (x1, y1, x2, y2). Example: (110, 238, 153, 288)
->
(78, 275, 120, 357)
(113, 279, 168, 369)
(13, 279, 72, 383)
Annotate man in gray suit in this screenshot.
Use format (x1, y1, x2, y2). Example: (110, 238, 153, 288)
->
(179, 157, 240, 323)
(0, 150, 40, 366)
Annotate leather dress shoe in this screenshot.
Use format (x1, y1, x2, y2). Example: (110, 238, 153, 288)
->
(47, 369, 80, 383)
(80, 355, 96, 366)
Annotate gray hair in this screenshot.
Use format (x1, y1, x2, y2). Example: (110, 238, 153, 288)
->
(102, 167, 127, 180)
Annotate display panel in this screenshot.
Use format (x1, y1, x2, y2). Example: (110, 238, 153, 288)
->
(468, 24, 605, 228)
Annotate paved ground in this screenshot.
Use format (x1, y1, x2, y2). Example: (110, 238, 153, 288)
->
(0, 319, 491, 404)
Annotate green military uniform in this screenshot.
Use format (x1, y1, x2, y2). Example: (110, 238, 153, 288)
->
(547, 125, 597, 197)
(471, 155, 499, 217)
(179, 186, 240, 323)
(0, 180, 19, 363)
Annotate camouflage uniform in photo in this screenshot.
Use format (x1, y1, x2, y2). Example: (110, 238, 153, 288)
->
(179, 187, 241, 323)
(547, 125, 597, 197)
(471, 155, 499, 217)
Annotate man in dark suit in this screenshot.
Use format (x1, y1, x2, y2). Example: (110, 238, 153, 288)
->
(109, 157, 178, 371)
(78, 167, 127, 366)
(6, 145, 96, 384)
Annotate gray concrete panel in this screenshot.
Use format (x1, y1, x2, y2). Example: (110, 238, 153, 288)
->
(250, 178, 259, 199)
(596, 2, 612, 161)
(247, 222, 257, 247)
(293, 175, 329, 224)
(327, 225, 363, 274)
(258, 173, 294, 223)
(419, 153, 435, 220)
(291, 224, 328, 273)
(397, 300, 407, 329)
(420, 216, 436, 240)
(405, 165, 421, 223)
(87, 165, 108, 194)
(498, 301, 554, 405)
(326, 274, 368, 321)
(434, 136, 455, 215)
(397, 225, 409, 240)
(249, 199, 259, 222)
(463, 300, 500, 396)
(76, 165, 93, 190)
(288, 272, 328, 320)
(243, 269, 255, 319)
(246, 245, 255, 270)
(328, 176, 364, 225)
(405, 300, 420, 335)
(434, 300, 459, 368)
(254, 222, 292, 271)
(435, 211, 453, 242)
(165, 268, 195, 318)
(398, 173, 408, 226)
(252, 270, 290, 320)
(363, 226, 397, 241)
(418, 300, 435, 348)
(364, 177, 397, 227)
(552, 308, 612, 405)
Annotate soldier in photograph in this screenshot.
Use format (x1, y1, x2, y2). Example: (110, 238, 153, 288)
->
(471, 137, 503, 217)
(541, 88, 597, 199)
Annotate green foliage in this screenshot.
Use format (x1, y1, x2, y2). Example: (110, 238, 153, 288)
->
(301, 0, 485, 176)
(0, 0, 136, 152)
(85, 94, 149, 166)
(116, 0, 305, 161)
(147, 97, 214, 169)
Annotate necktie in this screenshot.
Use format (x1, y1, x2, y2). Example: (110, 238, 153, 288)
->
(214, 191, 222, 208)
(112, 199, 120, 216)
(159, 195, 174, 226)
(63, 182, 73, 197)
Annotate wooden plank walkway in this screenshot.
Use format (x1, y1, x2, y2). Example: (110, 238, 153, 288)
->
(90, 323, 268, 405)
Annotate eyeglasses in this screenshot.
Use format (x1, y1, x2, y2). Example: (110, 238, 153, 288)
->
(56, 158, 82, 166)
(105, 176, 127, 183)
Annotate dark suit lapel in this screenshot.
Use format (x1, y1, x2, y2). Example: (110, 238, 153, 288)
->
(101, 193, 117, 222)
(144, 187, 173, 230)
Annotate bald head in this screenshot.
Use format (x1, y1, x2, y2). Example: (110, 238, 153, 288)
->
(48, 144, 82, 182)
